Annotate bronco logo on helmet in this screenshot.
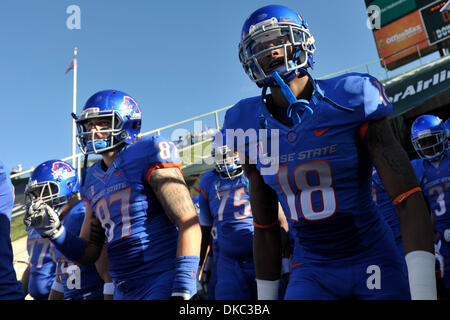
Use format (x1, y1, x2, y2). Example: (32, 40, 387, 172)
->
(120, 96, 141, 120)
(51, 161, 76, 181)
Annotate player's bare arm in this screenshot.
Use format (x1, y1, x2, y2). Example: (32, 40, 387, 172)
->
(149, 167, 201, 257)
(76, 202, 105, 266)
(94, 244, 113, 300)
(243, 164, 281, 280)
(365, 117, 434, 254)
(278, 203, 290, 258)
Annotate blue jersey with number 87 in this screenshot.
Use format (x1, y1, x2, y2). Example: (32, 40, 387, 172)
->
(81, 134, 180, 282)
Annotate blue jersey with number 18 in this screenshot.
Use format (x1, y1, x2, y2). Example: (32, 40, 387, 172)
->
(81, 134, 181, 282)
(223, 73, 397, 262)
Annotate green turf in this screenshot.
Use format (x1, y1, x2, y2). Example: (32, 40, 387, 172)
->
(179, 139, 212, 165)
(11, 216, 27, 242)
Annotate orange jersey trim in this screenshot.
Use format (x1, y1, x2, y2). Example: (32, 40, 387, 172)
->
(291, 262, 305, 269)
(359, 121, 370, 142)
(198, 188, 208, 202)
(358, 115, 391, 142)
(145, 162, 182, 184)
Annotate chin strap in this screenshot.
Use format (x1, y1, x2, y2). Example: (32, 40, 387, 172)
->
(261, 64, 297, 88)
(267, 71, 313, 125)
(261, 67, 354, 127)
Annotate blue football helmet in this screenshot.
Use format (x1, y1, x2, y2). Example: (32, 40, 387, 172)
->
(25, 160, 80, 210)
(411, 115, 447, 162)
(211, 133, 242, 179)
(75, 90, 142, 154)
(239, 4, 316, 87)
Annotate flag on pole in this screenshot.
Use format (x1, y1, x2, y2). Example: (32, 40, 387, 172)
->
(441, 0, 450, 11)
(65, 58, 77, 74)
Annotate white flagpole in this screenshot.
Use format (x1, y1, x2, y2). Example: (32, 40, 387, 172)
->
(72, 47, 78, 168)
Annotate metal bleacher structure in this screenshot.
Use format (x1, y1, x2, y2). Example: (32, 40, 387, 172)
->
(9, 48, 449, 219)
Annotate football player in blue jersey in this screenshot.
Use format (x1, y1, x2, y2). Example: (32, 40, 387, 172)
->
(371, 168, 410, 286)
(21, 226, 58, 300)
(198, 140, 257, 300)
(222, 4, 436, 300)
(24, 90, 201, 300)
(445, 118, 449, 149)
(198, 135, 289, 300)
(23, 160, 109, 300)
(0, 160, 26, 300)
(410, 115, 450, 297)
(371, 169, 403, 255)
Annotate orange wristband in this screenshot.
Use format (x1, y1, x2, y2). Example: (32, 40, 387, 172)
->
(393, 187, 422, 205)
(253, 220, 278, 229)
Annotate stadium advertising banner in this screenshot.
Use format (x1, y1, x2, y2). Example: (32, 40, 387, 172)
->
(420, 1, 450, 45)
(370, 0, 418, 27)
(384, 55, 450, 117)
(373, 10, 429, 67)
(366, 0, 449, 70)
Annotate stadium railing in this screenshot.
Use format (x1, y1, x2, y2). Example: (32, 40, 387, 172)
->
(9, 47, 446, 219)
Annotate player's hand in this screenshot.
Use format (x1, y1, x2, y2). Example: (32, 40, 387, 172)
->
(23, 200, 62, 238)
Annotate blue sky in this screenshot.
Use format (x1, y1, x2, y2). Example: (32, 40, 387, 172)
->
(0, 0, 439, 173)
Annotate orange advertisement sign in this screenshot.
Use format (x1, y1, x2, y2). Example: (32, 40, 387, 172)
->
(373, 10, 429, 66)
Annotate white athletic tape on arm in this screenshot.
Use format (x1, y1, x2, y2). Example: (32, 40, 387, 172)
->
(103, 282, 115, 295)
(51, 280, 64, 293)
(405, 250, 437, 300)
(256, 279, 280, 300)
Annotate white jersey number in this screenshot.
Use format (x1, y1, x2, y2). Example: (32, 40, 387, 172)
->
(95, 188, 132, 243)
(278, 160, 337, 221)
(428, 182, 450, 217)
(216, 187, 252, 221)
